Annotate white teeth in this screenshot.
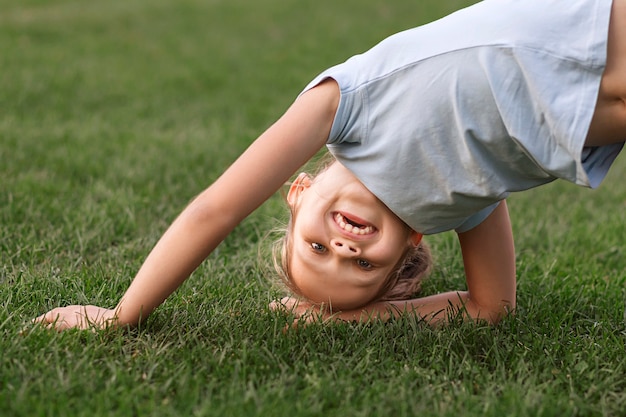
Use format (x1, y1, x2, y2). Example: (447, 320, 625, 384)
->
(334, 213, 374, 235)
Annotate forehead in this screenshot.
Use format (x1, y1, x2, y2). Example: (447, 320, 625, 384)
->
(289, 241, 388, 309)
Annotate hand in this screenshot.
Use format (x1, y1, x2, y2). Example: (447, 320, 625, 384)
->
(32, 305, 117, 331)
(269, 296, 359, 328)
(270, 296, 316, 314)
(269, 296, 327, 327)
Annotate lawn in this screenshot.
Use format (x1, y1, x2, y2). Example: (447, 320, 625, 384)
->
(1, 0, 625, 416)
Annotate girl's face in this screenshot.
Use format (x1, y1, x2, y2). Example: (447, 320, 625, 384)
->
(287, 162, 422, 310)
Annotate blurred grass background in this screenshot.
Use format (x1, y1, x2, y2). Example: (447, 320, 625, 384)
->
(1, 0, 625, 416)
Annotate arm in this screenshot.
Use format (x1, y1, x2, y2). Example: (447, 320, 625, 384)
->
(454, 200, 516, 323)
(35, 79, 340, 330)
(277, 201, 516, 325)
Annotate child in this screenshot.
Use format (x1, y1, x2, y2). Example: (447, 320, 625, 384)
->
(36, 0, 626, 330)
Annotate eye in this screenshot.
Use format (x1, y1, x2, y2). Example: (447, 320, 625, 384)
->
(356, 259, 373, 270)
(311, 242, 327, 253)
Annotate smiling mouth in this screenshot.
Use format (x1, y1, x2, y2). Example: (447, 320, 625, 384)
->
(333, 212, 377, 235)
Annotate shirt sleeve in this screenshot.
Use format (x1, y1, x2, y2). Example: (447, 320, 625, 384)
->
(454, 202, 501, 233)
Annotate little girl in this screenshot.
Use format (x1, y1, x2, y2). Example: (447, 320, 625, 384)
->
(37, 0, 626, 329)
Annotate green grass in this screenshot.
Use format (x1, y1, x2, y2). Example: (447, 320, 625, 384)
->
(1, 0, 625, 415)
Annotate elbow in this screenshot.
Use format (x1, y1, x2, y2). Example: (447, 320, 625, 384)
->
(184, 192, 239, 230)
(484, 305, 514, 325)
(467, 298, 515, 325)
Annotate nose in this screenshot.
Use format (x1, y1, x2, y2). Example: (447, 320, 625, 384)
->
(329, 238, 361, 257)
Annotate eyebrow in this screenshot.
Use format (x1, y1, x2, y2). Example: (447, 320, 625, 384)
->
(293, 241, 386, 287)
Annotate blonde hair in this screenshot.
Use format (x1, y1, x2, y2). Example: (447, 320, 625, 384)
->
(272, 159, 433, 305)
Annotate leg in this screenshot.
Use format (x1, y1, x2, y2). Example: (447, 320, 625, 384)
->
(586, 0, 626, 146)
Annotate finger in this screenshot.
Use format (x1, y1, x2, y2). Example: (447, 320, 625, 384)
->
(33, 308, 73, 331)
(32, 309, 60, 325)
(282, 317, 302, 333)
(32, 314, 46, 324)
(268, 300, 280, 311)
(269, 298, 296, 312)
(32, 311, 52, 324)
(281, 296, 298, 306)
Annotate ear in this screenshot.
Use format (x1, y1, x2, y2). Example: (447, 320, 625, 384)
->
(287, 172, 312, 207)
(409, 231, 423, 247)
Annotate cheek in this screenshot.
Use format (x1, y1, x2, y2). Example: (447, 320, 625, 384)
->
(378, 222, 413, 257)
(372, 238, 409, 266)
(292, 204, 321, 235)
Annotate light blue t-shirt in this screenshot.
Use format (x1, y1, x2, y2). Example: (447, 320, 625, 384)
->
(302, 0, 623, 234)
